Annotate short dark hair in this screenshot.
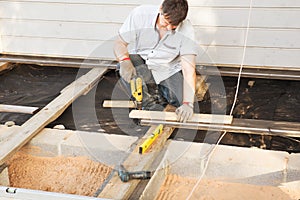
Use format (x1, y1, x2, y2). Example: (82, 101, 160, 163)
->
(161, 0, 188, 26)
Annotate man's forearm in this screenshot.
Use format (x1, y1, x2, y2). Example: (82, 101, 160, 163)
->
(181, 55, 196, 103)
(113, 36, 129, 61)
(183, 71, 196, 103)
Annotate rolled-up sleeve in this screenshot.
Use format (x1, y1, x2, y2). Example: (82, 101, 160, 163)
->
(119, 8, 138, 44)
(179, 21, 198, 56)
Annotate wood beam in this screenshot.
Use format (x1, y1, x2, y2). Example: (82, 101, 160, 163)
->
(0, 67, 108, 166)
(99, 106, 176, 199)
(102, 100, 136, 108)
(0, 104, 38, 114)
(0, 165, 9, 186)
(129, 110, 233, 125)
(0, 62, 11, 73)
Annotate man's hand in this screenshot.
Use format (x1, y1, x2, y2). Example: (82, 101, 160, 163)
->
(175, 103, 194, 123)
(119, 60, 136, 83)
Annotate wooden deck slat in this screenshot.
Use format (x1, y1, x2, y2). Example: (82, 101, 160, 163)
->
(0, 62, 11, 73)
(0, 67, 108, 166)
(99, 106, 176, 199)
(0, 104, 39, 114)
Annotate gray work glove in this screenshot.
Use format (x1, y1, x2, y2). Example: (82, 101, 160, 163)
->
(176, 103, 194, 123)
(119, 60, 136, 83)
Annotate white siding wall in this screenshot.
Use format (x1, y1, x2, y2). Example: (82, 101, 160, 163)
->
(0, 16, 3, 53)
(0, 0, 300, 69)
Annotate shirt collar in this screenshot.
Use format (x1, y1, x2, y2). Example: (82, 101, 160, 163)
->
(152, 6, 160, 28)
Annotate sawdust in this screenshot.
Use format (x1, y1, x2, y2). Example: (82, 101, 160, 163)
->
(8, 152, 112, 197)
(156, 174, 298, 200)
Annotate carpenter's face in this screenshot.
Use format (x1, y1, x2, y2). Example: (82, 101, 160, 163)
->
(159, 12, 177, 31)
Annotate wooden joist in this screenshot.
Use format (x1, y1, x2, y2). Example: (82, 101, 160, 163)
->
(0, 62, 11, 73)
(0, 104, 39, 114)
(99, 106, 176, 199)
(129, 110, 233, 125)
(0, 67, 108, 166)
(102, 100, 136, 108)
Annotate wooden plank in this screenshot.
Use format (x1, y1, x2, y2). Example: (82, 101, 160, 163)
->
(129, 110, 233, 124)
(0, 104, 38, 114)
(103, 100, 136, 108)
(0, 62, 10, 73)
(139, 158, 169, 200)
(0, 166, 9, 186)
(0, 67, 108, 166)
(99, 128, 175, 200)
(99, 106, 176, 199)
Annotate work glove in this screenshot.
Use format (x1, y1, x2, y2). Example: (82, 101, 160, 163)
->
(119, 60, 136, 83)
(176, 103, 194, 123)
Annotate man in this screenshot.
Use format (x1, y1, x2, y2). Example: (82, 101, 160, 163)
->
(113, 0, 198, 122)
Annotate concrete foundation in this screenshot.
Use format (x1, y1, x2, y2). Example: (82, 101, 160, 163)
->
(141, 141, 300, 200)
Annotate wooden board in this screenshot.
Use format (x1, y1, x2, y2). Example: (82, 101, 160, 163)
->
(0, 104, 38, 114)
(129, 110, 233, 125)
(0, 67, 108, 166)
(0, 62, 10, 73)
(102, 100, 136, 108)
(99, 106, 176, 199)
(0, 166, 9, 186)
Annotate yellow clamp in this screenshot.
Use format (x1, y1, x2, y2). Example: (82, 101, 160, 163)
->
(130, 77, 143, 102)
(139, 124, 164, 154)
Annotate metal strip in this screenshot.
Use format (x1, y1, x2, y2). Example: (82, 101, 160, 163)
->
(140, 119, 300, 138)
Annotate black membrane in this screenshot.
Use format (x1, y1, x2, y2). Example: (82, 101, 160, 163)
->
(0, 64, 299, 152)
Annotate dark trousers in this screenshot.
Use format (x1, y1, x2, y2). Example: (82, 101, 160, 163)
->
(118, 54, 183, 110)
